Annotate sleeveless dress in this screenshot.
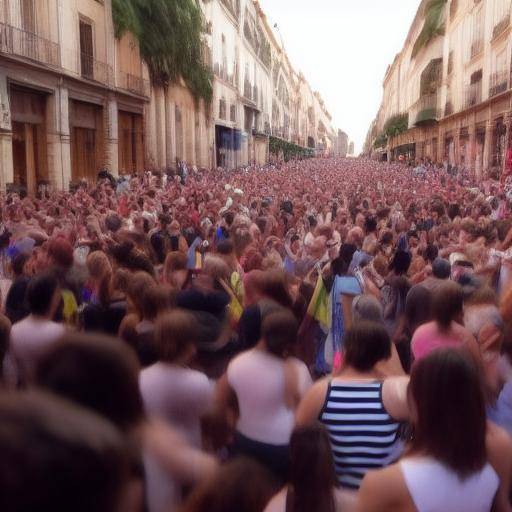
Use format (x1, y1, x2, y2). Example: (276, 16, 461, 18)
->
(320, 380, 403, 489)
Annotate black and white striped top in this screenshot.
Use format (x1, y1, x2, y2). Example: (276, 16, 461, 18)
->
(319, 381, 402, 490)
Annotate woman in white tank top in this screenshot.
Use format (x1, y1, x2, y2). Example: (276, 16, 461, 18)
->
(357, 349, 512, 512)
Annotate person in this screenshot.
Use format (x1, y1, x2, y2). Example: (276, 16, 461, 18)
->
(264, 424, 356, 512)
(357, 349, 512, 512)
(0, 391, 132, 512)
(181, 458, 274, 512)
(216, 309, 312, 483)
(411, 281, 477, 362)
(139, 309, 214, 448)
(296, 321, 409, 491)
(6, 272, 65, 386)
(4, 253, 30, 324)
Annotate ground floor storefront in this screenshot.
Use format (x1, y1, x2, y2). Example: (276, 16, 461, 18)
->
(386, 91, 512, 179)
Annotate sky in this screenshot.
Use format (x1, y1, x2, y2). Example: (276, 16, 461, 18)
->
(257, 0, 420, 154)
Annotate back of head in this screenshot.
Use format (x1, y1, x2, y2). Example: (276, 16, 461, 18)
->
(352, 295, 383, 325)
(405, 285, 433, 331)
(35, 333, 143, 432)
(27, 272, 59, 317)
(432, 281, 464, 330)
(262, 308, 298, 358)
(259, 271, 293, 309)
(343, 321, 391, 372)
(410, 349, 486, 477)
(181, 458, 274, 512)
(0, 391, 129, 512)
(288, 424, 337, 512)
(154, 309, 198, 363)
(48, 237, 74, 269)
(127, 271, 156, 316)
(142, 285, 171, 321)
(432, 258, 451, 280)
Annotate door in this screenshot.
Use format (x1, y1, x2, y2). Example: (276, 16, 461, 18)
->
(12, 121, 39, 195)
(72, 127, 97, 182)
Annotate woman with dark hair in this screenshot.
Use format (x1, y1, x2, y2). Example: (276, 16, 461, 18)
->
(296, 321, 408, 492)
(264, 424, 355, 512)
(357, 349, 512, 511)
(216, 309, 312, 483)
(411, 281, 477, 362)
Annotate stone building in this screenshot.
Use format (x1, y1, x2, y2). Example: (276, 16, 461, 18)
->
(0, 0, 150, 194)
(368, 0, 512, 179)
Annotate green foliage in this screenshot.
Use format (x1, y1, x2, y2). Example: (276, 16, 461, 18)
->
(269, 136, 314, 161)
(112, 0, 213, 103)
(373, 132, 388, 149)
(412, 0, 447, 58)
(383, 113, 408, 138)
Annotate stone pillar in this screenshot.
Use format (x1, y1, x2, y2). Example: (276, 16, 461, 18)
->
(503, 112, 512, 176)
(46, 85, 71, 191)
(105, 94, 119, 177)
(146, 88, 158, 169)
(468, 122, 476, 177)
(483, 118, 493, 178)
(154, 87, 166, 169)
(437, 128, 444, 163)
(454, 125, 460, 167)
(0, 69, 13, 190)
(165, 89, 176, 168)
(190, 108, 197, 166)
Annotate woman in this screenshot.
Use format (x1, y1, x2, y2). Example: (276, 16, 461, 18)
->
(411, 281, 477, 362)
(163, 251, 191, 291)
(139, 309, 214, 448)
(216, 309, 312, 483)
(264, 424, 356, 512)
(296, 321, 409, 491)
(357, 349, 512, 511)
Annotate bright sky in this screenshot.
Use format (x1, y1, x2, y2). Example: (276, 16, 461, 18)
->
(257, 0, 420, 154)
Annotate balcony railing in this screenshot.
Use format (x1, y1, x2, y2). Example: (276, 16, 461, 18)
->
(444, 100, 454, 116)
(0, 22, 60, 67)
(118, 71, 150, 97)
(465, 82, 482, 108)
(489, 71, 509, 98)
(412, 94, 440, 125)
(470, 39, 483, 59)
(80, 52, 114, 86)
(493, 16, 510, 40)
(213, 63, 236, 87)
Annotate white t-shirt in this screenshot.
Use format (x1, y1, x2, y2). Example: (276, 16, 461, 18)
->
(8, 315, 66, 385)
(140, 363, 214, 447)
(227, 349, 312, 445)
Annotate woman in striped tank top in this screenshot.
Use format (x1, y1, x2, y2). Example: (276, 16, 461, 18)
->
(296, 321, 409, 491)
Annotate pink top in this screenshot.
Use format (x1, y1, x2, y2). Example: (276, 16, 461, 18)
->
(411, 321, 470, 362)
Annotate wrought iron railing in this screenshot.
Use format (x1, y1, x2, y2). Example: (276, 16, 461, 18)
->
(0, 22, 60, 67)
(470, 39, 483, 59)
(489, 71, 508, 98)
(118, 71, 150, 97)
(411, 94, 440, 125)
(465, 82, 482, 108)
(80, 52, 114, 85)
(492, 16, 510, 39)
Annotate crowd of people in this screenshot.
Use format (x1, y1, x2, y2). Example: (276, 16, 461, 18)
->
(1, 156, 512, 511)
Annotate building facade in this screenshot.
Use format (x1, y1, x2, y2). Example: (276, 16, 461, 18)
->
(0, 0, 150, 194)
(0, 0, 343, 193)
(367, 0, 512, 179)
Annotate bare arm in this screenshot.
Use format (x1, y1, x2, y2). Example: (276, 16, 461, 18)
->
(295, 378, 329, 426)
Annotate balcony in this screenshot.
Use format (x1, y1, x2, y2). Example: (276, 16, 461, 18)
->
(492, 17, 510, 40)
(412, 94, 440, 125)
(465, 82, 482, 108)
(0, 22, 60, 67)
(118, 71, 150, 97)
(470, 39, 483, 59)
(444, 100, 454, 116)
(213, 63, 236, 87)
(489, 71, 509, 98)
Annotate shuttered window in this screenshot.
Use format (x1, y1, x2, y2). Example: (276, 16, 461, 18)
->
(79, 19, 94, 79)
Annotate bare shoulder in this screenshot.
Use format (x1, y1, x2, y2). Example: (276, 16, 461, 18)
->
(487, 421, 512, 468)
(357, 464, 410, 512)
(382, 376, 410, 421)
(295, 377, 330, 425)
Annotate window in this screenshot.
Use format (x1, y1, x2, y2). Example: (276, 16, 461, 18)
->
(470, 8, 484, 58)
(493, 0, 511, 37)
(219, 98, 226, 120)
(79, 18, 94, 79)
(230, 104, 236, 122)
(20, 0, 35, 33)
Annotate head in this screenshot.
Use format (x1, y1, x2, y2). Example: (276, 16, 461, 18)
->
(141, 285, 171, 322)
(389, 250, 412, 276)
(11, 253, 28, 277)
(261, 308, 298, 359)
(126, 271, 155, 317)
(27, 272, 61, 318)
(352, 295, 383, 324)
(432, 258, 451, 280)
(180, 458, 274, 512)
(287, 424, 338, 512)
(343, 321, 392, 372)
(0, 391, 130, 512)
(154, 309, 198, 364)
(35, 333, 144, 432)
(405, 285, 433, 332)
(47, 237, 74, 270)
(432, 282, 464, 330)
(409, 349, 486, 478)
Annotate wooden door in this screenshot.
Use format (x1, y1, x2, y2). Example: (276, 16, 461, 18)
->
(72, 127, 96, 182)
(12, 122, 26, 188)
(11, 121, 39, 195)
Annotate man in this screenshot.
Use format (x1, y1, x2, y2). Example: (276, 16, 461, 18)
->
(7, 272, 65, 386)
